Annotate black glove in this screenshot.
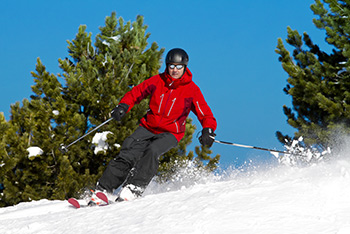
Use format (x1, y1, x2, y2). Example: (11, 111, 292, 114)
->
(111, 103, 129, 121)
(199, 128, 216, 148)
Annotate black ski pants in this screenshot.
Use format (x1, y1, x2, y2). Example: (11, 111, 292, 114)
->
(98, 126, 178, 193)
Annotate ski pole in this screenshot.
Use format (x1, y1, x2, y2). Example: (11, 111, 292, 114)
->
(213, 139, 294, 155)
(59, 117, 113, 153)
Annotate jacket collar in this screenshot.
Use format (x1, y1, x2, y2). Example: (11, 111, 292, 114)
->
(161, 68, 193, 89)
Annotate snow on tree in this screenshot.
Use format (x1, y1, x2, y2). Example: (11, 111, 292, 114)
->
(92, 131, 113, 154)
(27, 146, 44, 159)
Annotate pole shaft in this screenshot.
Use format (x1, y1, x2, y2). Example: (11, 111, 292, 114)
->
(214, 139, 290, 155)
(64, 118, 113, 150)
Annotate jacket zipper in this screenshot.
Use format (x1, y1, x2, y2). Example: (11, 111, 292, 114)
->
(174, 121, 179, 133)
(158, 94, 164, 113)
(167, 98, 176, 116)
(196, 101, 205, 116)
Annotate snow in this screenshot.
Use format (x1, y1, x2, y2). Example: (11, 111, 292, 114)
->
(92, 131, 113, 154)
(1, 156, 350, 234)
(26, 147, 44, 159)
(102, 35, 121, 47)
(270, 151, 279, 158)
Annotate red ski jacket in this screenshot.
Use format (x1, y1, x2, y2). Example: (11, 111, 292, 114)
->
(119, 68, 217, 142)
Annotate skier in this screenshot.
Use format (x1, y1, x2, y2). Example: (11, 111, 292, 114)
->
(92, 48, 217, 203)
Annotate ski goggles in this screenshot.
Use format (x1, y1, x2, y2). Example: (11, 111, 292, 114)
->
(168, 64, 184, 70)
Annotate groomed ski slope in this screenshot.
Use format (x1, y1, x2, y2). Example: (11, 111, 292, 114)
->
(1, 157, 350, 234)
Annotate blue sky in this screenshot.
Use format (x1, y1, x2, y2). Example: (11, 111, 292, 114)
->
(1, 0, 329, 168)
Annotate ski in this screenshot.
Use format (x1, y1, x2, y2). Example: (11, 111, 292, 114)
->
(68, 192, 111, 209)
(68, 190, 134, 208)
(68, 198, 109, 209)
(95, 191, 128, 204)
(96, 192, 109, 204)
(68, 198, 88, 208)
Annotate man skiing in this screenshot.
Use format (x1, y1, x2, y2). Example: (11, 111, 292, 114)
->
(93, 48, 217, 202)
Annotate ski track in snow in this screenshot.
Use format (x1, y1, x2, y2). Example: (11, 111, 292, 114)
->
(1, 159, 350, 234)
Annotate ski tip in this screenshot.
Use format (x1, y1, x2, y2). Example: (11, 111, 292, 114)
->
(68, 198, 80, 208)
(95, 192, 109, 204)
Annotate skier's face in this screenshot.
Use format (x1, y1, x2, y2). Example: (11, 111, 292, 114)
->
(168, 63, 185, 79)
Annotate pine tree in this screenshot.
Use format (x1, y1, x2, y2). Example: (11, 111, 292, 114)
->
(0, 112, 18, 206)
(275, 0, 350, 150)
(1, 12, 220, 206)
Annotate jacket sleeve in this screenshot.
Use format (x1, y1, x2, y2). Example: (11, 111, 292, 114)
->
(191, 86, 217, 131)
(119, 76, 157, 112)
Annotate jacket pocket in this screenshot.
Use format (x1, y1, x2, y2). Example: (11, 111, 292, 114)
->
(174, 121, 179, 133)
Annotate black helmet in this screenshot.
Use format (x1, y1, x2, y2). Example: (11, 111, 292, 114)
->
(165, 48, 189, 65)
